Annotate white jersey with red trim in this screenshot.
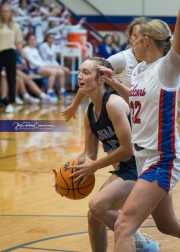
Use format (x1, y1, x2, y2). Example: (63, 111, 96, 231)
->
(108, 48, 138, 88)
(130, 48, 180, 153)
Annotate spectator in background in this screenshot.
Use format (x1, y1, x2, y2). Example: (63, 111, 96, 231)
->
(23, 33, 71, 102)
(15, 70, 50, 104)
(0, 4, 25, 113)
(28, 5, 45, 46)
(39, 33, 71, 100)
(97, 34, 117, 59)
(1, 46, 50, 106)
(44, 7, 75, 63)
(1, 70, 39, 105)
(26, 0, 38, 11)
(111, 32, 121, 53)
(39, 0, 61, 32)
(44, 20, 63, 62)
(39, 0, 49, 15)
(14, 0, 31, 36)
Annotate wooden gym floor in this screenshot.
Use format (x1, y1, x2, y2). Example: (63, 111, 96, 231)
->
(0, 96, 180, 252)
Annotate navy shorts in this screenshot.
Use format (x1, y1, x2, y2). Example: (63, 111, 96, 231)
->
(103, 143, 111, 152)
(109, 157, 138, 181)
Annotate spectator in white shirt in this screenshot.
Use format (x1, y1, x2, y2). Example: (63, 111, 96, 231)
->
(39, 33, 60, 66)
(45, 20, 62, 61)
(23, 33, 71, 101)
(39, 33, 70, 88)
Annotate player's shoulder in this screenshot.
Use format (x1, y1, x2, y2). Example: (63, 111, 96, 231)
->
(108, 51, 124, 64)
(107, 93, 129, 114)
(108, 92, 126, 104)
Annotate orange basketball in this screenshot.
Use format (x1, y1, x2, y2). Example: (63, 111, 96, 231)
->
(56, 160, 95, 200)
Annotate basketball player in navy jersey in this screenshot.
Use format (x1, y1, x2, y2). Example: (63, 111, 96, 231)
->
(53, 57, 159, 252)
(61, 17, 147, 169)
(96, 10, 180, 252)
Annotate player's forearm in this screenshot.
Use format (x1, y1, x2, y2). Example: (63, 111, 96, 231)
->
(76, 152, 86, 163)
(71, 91, 86, 108)
(93, 146, 133, 171)
(110, 79, 130, 104)
(77, 151, 97, 164)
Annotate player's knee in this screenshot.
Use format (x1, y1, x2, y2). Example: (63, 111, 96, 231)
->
(88, 197, 102, 219)
(87, 210, 96, 225)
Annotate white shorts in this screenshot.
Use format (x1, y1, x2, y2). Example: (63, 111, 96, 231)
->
(134, 148, 180, 193)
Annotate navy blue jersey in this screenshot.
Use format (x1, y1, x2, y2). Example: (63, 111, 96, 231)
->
(87, 90, 137, 180)
(87, 91, 131, 150)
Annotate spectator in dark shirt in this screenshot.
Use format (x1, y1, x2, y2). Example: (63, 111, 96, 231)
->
(97, 34, 117, 59)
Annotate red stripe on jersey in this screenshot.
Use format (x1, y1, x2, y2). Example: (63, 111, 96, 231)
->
(158, 90, 164, 150)
(170, 92, 176, 153)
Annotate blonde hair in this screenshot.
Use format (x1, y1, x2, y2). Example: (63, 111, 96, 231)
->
(139, 19, 172, 55)
(0, 5, 14, 30)
(126, 17, 149, 46)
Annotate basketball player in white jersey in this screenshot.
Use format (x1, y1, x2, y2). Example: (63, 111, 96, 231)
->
(96, 10, 180, 252)
(61, 17, 147, 121)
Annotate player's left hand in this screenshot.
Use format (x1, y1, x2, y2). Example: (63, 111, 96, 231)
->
(68, 155, 97, 183)
(95, 65, 115, 86)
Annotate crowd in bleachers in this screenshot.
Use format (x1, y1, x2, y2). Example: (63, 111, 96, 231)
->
(0, 0, 123, 113)
(0, 0, 88, 113)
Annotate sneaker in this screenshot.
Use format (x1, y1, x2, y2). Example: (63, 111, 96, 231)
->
(59, 91, 72, 100)
(0, 100, 5, 107)
(24, 96, 40, 104)
(48, 92, 58, 104)
(41, 96, 50, 104)
(1, 97, 9, 106)
(136, 238, 160, 252)
(5, 104, 15, 113)
(15, 96, 24, 105)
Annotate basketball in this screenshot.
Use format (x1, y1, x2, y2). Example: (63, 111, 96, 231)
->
(56, 160, 95, 200)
